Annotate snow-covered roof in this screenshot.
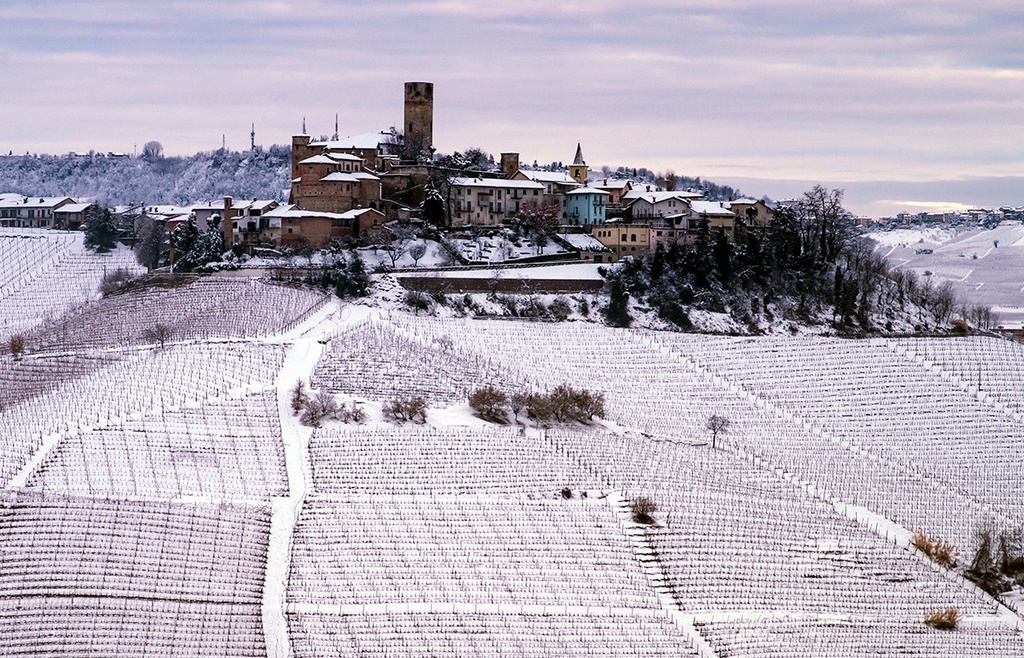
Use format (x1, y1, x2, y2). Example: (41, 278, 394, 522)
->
(453, 177, 544, 191)
(311, 131, 392, 150)
(690, 201, 736, 217)
(623, 189, 702, 204)
(144, 204, 192, 216)
(557, 233, 611, 251)
(0, 196, 74, 209)
(520, 170, 579, 185)
(54, 202, 90, 213)
(298, 155, 338, 165)
(591, 178, 633, 190)
(325, 152, 363, 162)
(566, 186, 611, 197)
(320, 172, 380, 183)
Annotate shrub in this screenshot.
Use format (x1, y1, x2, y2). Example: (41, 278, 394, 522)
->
(404, 290, 432, 313)
(924, 608, 958, 630)
(8, 334, 25, 360)
(333, 256, 371, 298)
(966, 526, 1024, 595)
(525, 391, 558, 423)
(385, 394, 428, 424)
(300, 388, 338, 428)
(549, 297, 572, 321)
(100, 268, 141, 297)
(335, 400, 366, 424)
(631, 497, 658, 525)
(911, 532, 959, 569)
(468, 385, 509, 423)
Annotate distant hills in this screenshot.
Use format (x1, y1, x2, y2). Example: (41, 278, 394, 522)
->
(0, 147, 292, 206)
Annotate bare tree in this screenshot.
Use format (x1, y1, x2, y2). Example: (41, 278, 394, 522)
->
(144, 323, 174, 349)
(705, 414, 730, 449)
(141, 140, 163, 159)
(512, 199, 560, 254)
(375, 224, 416, 268)
(408, 242, 427, 266)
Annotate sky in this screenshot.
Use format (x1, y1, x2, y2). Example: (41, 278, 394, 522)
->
(1, 0, 1023, 216)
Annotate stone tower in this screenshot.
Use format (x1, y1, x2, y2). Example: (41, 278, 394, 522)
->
(403, 81, 434, 163)
(500, 152, 520, 178)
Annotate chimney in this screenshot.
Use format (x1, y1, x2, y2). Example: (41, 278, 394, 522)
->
(223, 196, 234, 248)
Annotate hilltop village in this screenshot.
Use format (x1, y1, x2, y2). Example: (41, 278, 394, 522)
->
(0, 81, 776, 266)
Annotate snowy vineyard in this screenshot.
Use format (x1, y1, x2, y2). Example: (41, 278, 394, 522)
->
(1, 259, 1024, 656)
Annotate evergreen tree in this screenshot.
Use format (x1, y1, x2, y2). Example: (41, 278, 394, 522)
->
(604, 279, 632, 328)
(650, 243, 666, 281)
(713, 227, 731, 285)
(171, 215, 223, 272)
(135, 216, 169, 271)
(83, 205, 118, 252)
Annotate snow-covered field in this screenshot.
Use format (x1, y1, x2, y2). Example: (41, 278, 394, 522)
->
(866, 221, 1024, 327)
(2, 259, 1024, 656)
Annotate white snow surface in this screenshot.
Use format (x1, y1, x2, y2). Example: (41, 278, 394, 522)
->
(4, 263, 1024, 655)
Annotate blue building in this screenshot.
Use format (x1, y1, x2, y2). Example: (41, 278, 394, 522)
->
(566, 187, 610, 226)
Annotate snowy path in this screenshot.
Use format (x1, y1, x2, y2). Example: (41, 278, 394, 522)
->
(262, 300, 377, 658)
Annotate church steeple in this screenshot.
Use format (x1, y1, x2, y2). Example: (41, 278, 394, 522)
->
(569, 143, 588, 185)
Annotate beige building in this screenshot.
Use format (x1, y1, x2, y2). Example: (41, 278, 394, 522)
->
(450, 177, 545, 226)
(593, 222, 652, 261)
(0, 196, 74, 228)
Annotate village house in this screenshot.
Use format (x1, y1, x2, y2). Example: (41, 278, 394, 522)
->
(52, 202, 95, 230)
(565, 187, 610, 226)
(724, 198, 774, 232)
(590, 178, 634, 208)
(262, 204, 385, 248)
(0, 196, 75, 228)
(593, 221, 652, 261)
(555, 232, 614, 263)
(623, 189, 702, 220)
(450, 177, 545, 226)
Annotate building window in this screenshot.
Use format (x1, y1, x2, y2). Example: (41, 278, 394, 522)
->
(630, 234, 636, 242)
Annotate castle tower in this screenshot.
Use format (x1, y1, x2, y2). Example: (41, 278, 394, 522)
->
(500, 152, 520, 178)
(403, 81, 434, 163)
(569, 143, 588, 185)
(291, 134, 314, 179)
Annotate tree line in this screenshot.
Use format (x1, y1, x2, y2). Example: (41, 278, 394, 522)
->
(602, 185, 977, 333)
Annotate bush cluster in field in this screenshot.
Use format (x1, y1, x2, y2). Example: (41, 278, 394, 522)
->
(404, 290, 586, 321)
(911, 532, 959, 569)
(291, 381, 366, 428)
(468, 384, 605, 425)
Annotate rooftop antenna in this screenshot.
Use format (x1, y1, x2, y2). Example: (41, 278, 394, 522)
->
(302, 117, 307, 134)
(250, 123, 256, 151)
(333, 113, 339, 141)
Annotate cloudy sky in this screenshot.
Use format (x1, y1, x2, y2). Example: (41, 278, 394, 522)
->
(2, 1, 1022, 215)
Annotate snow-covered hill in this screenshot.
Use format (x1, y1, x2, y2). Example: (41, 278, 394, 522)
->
(2, 273, 1024, 657)
(867, 221, 1024, 327)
